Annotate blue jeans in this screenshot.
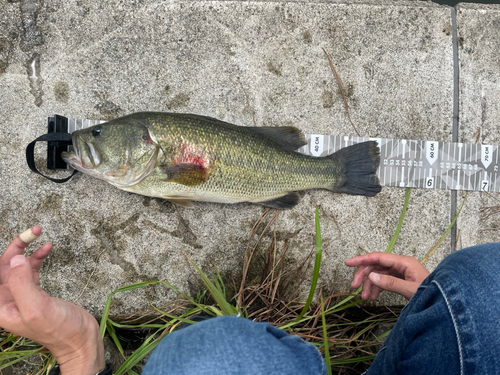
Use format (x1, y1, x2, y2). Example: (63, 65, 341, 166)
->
(142, 315, 326, 375)
(366, 242, 500, 375)
(143, 243, 500, 375)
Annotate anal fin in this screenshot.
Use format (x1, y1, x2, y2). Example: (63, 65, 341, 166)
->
(259, 192, 300, 209)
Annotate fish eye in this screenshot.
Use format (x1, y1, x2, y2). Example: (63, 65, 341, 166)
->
(92, 126, 102, 137)
(141, 131, 153, 145)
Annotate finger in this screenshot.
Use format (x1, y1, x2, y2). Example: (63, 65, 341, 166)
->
(361, 276, 374, 300)
(0, 227, 42, 283)
(346, 253, 417, 279)
(351, 264, 388, 288)
(7, 255, 49, 326)
(346, 252, 410, 270)
(29, 242, 53, 278)
(368, 272, 415, 300)
(351, 265, 373, 288)
(29, 243, 53, 286)
(369, 285, 382, 301)
(19, 227, 42, 244)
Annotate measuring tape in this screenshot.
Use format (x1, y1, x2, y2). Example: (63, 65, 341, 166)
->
(49, 116, 500, 193)
(298, 135, 499, 192)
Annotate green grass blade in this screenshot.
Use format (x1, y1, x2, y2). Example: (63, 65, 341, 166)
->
(100, 281, 165, 337)
(183, 255, 237, 316)
(421, 191, 468, 263)
(100, 279, 211, 337)
(0, 347, 46, 370)
(293, 206, 322, 323)
(320, 294, 332, 375)
(281, 299, 364, 331)
(107, 321, 168, 329)
(148, 304, 200, 326)
(330, 355, 376, 365)
(106, 319, 125, 358)
(385, 187, 411, 253)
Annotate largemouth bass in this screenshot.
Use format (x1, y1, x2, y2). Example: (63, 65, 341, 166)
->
(61, 112, 381, 209)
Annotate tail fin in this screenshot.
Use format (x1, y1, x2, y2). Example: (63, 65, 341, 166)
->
(330, 141, 381, 197)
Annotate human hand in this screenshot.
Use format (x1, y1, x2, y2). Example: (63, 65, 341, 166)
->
(0, 226, 105, 375)
(345, 252, 430, 300)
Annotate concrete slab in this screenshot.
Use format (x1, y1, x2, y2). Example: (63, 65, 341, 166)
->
(456, 3, 500, 249)
(0, 0, 456, 316)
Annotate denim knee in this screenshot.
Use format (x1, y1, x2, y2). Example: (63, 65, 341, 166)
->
(431, 242, 500, 287)
(422, 242, 500, 374)
(142, 316, 326, 375)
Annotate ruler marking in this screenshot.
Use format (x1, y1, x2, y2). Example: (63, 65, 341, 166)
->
(454, 142, 458, 189)
(457, 144, 463, 190)
(440, 141, 444, 190)
(421, 141, 425, 188)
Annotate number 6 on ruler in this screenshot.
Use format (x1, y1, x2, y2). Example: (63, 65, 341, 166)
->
(426, 177, 434, 189)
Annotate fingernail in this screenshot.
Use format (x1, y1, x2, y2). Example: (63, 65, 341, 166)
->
(19, 228, 39, 244)
(369, 272, 380, 283)
(10, 255, 27, 268)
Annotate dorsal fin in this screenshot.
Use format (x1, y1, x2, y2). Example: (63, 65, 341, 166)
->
(247, 127, 307, 152)
(177, 113, 307, 152)
(181, 113, 222, 123)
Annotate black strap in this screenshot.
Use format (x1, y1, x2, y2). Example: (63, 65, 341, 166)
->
(26, 132, 78, 183)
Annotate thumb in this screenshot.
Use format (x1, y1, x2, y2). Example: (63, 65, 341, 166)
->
(8, 255, 45, 321)
(368, 272, 416, 300)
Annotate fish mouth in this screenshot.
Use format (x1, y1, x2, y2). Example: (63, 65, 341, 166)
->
(61, 140, 101, 170)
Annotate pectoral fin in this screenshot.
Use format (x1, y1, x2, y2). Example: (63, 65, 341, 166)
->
(161, 163, 209, 186)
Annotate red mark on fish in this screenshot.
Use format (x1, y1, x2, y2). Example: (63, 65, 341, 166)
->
(173, 142, 212, 169)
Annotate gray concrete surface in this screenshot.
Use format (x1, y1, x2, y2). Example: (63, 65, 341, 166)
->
(456, 3, 500, 249)
(0, 0, 497, 328)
